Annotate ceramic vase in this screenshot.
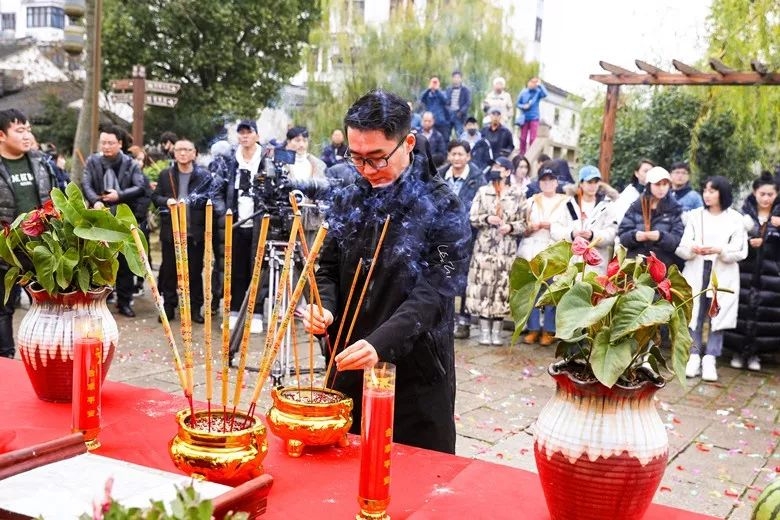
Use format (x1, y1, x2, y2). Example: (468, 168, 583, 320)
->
(534, 361, 669, 520)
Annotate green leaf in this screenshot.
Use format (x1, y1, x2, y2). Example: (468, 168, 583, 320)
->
(649, 344, 671, 373)
(669, 306, 692, 387)
(509, 257, 542, 338)
(51, 187, 86, 226)
(75, 265, 90, 293)
(114, 203, 139, 228)
(555, 282, 617, 341)
(529, 240, 572, 280)
(537, 264, 578, 306)
(74, 223, 130, 243)
(609, 285, 675, 343)
(590, 328, 635, 388)
(121, 240, 147, 278)
(3, 267, 19, 304)
(31, 245, 56, 294)
(667, 264, 693, 322)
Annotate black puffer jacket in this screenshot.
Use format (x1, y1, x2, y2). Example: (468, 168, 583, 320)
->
(317, 153, 471, 454)
(618, 193, 684, 269)
(0, 151, 56, 223)
(723, 195, 780, 357)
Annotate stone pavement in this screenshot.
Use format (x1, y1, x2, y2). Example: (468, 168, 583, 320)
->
(13, 293, 779, 519)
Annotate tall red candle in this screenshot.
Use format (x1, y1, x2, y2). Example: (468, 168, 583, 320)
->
(72, 317, 103, 450)
(357, 362, 395, 520)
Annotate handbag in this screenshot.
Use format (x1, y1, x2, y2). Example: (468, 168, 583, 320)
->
(514, 111, 526, 127)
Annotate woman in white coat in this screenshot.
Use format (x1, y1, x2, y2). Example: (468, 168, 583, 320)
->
(675, 176, 747, 382)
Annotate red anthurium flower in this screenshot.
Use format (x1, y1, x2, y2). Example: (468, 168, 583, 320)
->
(1, 221, 10, 237)
(40, 199, 58, 218)
(595, 274, 619, 295)
(571, 236, 589, 256)
(20, 211, 45, 237)
(708, 292, 720, 318)
(657, 278, 673, 302)
(606, 257, 620, 277)
(647, 252, 667, 283)
(583, 247, 603, 267)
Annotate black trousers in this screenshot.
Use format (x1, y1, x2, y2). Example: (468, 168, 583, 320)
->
(158, 236, 205, 313)
(0, 280, 19, 358)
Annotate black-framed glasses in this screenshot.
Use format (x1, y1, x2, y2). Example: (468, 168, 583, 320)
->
(344, 135, 407, 170)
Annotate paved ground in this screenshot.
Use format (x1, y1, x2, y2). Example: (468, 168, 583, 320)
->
(13, 280, 779, 519)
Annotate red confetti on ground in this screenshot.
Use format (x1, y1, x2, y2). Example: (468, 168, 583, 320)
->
(696, 443, 711, 452)
(660, 486, 672, 492)
(724, 489, 740, 497)
(676, 465, 685, 471)
(493, 427, 504, 432)
(673, 417, 682, 424)
(519, 449, 529, 455)
(772, 430, 780, 437)
(496, 453, 504, 459)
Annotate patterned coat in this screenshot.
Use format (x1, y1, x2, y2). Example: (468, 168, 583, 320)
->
(466, 183, 526, 318)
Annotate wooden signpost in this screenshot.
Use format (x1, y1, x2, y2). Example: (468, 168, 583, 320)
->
(109, 65, 181, 146)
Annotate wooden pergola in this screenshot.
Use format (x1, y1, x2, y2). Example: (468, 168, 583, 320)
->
(590, 58, 780, 183)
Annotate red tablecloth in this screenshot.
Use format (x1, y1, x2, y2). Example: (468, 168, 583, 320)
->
(2, 358, 714, 519)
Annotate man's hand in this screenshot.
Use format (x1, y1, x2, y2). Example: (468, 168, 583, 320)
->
(749, 237, 763, 248)
(301, 304, 334, 335)
(334, 339, 379, 371)
(771, 215, 780, 228)
(101, 189, 119, 203)
(93, 201, 105, 210)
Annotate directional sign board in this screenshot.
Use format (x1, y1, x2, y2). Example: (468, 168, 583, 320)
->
(145, 80, 180, 95)
(110, 79, 134, 90)
(109, 92, 178, 108)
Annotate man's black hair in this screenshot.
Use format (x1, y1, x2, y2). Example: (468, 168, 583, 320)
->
(464, 117, 478, 125)
(99, 124, 125, 142)
(0, 109, 28, 133)
(537, 153, 551, 164)
(160, 131, 178, 145)
(344, 89, 411, 141)
(703, 175, 733, 209)
(670, 161, 689, 172)
(286, 126, 309, 140)
(447, 139, 470, 154)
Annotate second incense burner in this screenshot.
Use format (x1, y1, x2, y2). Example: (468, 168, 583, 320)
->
(266, 386, 353, 457)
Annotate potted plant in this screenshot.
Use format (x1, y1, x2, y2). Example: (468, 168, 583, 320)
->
(0, 182, 146, 402)
(510, 238, 723, 520)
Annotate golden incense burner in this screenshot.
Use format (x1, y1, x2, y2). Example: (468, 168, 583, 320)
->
(169, 409, 268, 486)
(266, 386, 353, 457)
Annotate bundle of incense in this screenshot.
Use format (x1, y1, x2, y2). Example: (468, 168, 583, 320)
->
(220, 210, 234, 418)
(204, 200, 214, 423)
(325, 215, 391, 388)
(0, 433, 87, 480)
(245, 222, 329, 417)
(168, 202, 193, 399)
(129, 226, 188, 396)
(230, 215, 271, 418)
(640, 195, 652, 232)
(493, 180, 503, 219)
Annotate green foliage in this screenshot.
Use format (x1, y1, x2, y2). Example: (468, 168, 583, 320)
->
(579, 87, 759, 190)
(33, 94, 79, 155)
(101, 0, 322, 145)
(0, 183, 147, 299)
(509, 240, 705, 387)
(143, 159, 170, 183)
(79, 482, 248, 520)
(298, 0, 536, 148)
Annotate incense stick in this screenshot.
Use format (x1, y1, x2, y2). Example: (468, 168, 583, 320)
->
(129, 226, 188, 396)
(220, 210, 233, 424)
(230, 215, 270, 418)
(246, 223, 329, 415)
(167, 202, 192, 399)
(204, 200, 214, 426)
(177, 200, 194, 398)
(322, 259, 363, 388)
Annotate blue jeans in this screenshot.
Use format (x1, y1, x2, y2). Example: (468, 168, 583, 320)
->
(528, 305, 555, 333)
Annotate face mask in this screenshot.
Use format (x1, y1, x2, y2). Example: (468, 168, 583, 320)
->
(467, 128, 478, 136)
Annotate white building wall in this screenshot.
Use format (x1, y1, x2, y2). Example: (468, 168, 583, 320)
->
(0, 0, 67, 43)
(0, 45, 66, 83)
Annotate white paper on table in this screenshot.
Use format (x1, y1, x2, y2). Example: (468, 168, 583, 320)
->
(0, 452, 231, 518)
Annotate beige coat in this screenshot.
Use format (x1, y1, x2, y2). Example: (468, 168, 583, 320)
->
(465, 183, 526, 318)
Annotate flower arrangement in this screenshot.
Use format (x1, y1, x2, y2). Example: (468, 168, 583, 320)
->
(510, 238, 726, 387)
(81, 478, 248, 520)
(0, 182, 146, 299)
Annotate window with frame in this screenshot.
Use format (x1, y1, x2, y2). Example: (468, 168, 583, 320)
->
(26, 6, 65, 29)
(1, 13, 15, 31)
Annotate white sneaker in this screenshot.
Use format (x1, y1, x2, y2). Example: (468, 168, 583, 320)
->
(228, 312, 239, 330)
(730, 355, 744, 369)
(701, 355, 718, 382)
(685, 354, 701, 378)
(250, 315, 264, 334)
(746, 356, 761, 372)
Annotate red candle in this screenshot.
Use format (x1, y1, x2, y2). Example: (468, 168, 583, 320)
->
(357, 362, 395, 519)
(72, 337, 102, 450)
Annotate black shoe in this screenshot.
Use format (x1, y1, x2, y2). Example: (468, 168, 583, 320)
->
(158, 305, 176, 323)
(192, 313, 205, 324)
(117, 304, 136, 318)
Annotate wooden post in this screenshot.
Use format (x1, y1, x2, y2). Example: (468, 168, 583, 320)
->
(131, 65, 146, 147)
(598, 84, 619, 184)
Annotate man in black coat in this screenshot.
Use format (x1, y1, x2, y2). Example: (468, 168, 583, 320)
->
(82, 124, 148, 317)
(438, 139, 486, 338)
(152, 139, 219, 323)
(303, 89, 471, 454)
